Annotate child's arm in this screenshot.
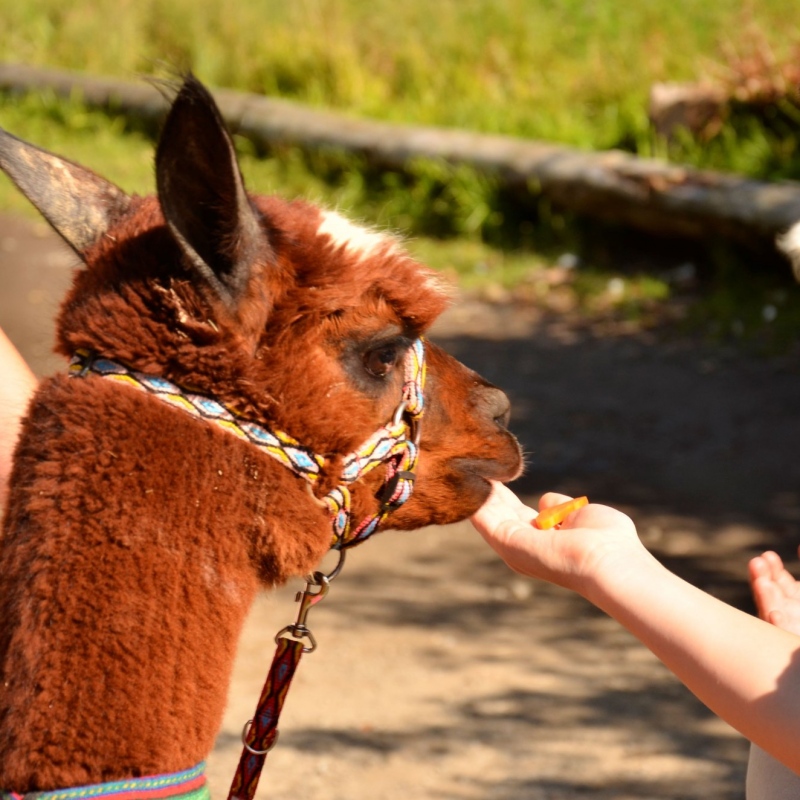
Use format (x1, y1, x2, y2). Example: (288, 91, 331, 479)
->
(472, 482, 800, 775)
(0, 327, 36, 505)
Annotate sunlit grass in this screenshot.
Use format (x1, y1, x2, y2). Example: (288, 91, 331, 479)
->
(1, 0, 798, 161)
(3, 1, 800, 181)
(0, 91, 682, 334)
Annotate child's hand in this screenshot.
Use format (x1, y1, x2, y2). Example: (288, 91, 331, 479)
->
(470, 482, 644, 596)
(749, 547, 800, 635)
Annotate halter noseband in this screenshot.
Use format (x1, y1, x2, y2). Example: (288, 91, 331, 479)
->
(68, 339, 426, 549)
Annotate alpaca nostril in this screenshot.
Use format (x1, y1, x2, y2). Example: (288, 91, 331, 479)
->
(474, 385, 512, 429)
(495, 404, 511, 429)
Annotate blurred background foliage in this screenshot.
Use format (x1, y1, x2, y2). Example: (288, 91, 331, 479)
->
(1, 0, 800, 349)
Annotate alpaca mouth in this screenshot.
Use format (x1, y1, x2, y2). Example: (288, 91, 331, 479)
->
(453, 444, 524, 484)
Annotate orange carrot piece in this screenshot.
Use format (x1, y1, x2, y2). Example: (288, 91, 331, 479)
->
(534, 496, 589, 529)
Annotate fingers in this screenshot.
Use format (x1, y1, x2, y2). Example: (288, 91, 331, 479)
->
(749, 549, 800, 627)
(769, 609, 786, 628)
(472, 483, 632, 541)
(539, 491, 573, 510)
(749, 554, 771, 586)
(471, 484, 644, 591)
(475, 485, 582, 538)
(470, 481, 538, 537)
(750, 551, 797, 598)
(749, 552, 783, 583)
(766, 552, 800, 597)
(484, 481, 538, 520)
(751, 573, 784, 622)
(566, 502, 637, 537)
(537, 491, 633, 534)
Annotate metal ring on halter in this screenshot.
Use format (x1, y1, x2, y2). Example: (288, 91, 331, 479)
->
(408, 414, 422, 447)
(392, 399, 408, 427)
(392, 399, 422, 447)
(305, 481, 331, 510)
(242, 720, 280, 755)
(306, 548, 346, 584)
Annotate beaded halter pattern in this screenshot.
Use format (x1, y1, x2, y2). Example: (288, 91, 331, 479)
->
(69, 339, 426, 549)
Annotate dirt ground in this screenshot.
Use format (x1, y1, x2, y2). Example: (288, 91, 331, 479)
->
(3, 211, 800, 799)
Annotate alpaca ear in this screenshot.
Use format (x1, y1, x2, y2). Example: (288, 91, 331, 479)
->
(0, 128, 131, 259)
(155, 75, 272, 311)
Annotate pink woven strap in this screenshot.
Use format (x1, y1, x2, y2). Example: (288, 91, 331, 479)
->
(1, 763, 209, 800)
(322, 337, 426, 548)
(401, 337, 426, 419)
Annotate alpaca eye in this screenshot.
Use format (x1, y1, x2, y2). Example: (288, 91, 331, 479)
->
(364, 343, 401, 378)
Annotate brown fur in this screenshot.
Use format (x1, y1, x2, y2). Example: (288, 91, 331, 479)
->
(0, 77, 522, 790)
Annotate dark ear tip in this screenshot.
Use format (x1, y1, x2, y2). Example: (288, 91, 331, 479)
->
(155, 74, 228, 165)
(149, 72, 220, 136)
(155, 73, 268, 306)
(171, 73, 219, 115)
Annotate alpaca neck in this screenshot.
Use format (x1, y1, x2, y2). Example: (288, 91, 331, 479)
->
(0, 374, 267, 791)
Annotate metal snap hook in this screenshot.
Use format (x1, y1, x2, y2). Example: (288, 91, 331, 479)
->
(274, 571, 335, 653)
(275, 624, 318, 653)
(298, 576, 328, 619)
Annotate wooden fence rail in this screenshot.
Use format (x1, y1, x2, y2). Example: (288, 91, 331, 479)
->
(1, 63, 800, 253)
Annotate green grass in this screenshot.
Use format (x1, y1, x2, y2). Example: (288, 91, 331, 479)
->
(3, 78, 800, 353)
(4, 0, 800, 185)
(0, 91, 686, 336)
(0, 93, 155, 217)
(1, 0, 799, 171)
(0, 90, 553, 248)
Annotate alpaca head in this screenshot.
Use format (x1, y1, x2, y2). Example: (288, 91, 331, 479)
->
(0, 76, 522, 575)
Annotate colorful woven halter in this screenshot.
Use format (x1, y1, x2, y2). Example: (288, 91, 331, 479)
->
(69, 339, 426, 549)
(0, 762, 209, 800)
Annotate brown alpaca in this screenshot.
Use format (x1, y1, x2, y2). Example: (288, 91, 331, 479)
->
(0, 77, 522, 793)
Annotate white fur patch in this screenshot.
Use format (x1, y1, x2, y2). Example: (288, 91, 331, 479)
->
(777, 221, 800, 282)
(419, 268, 454, 301)
(317, 210, 400, 261)
(317, 209, 452, 301)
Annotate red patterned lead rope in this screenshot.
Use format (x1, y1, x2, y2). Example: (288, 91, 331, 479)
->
(227, 571, 335, 800)
(227, 637, 305, 800)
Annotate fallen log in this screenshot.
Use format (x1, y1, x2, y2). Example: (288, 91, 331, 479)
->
(1, 62, 800, 252)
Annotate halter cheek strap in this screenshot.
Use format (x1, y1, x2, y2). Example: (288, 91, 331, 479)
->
(68, 338, 426, 549)
(324, 337, 425, 548)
